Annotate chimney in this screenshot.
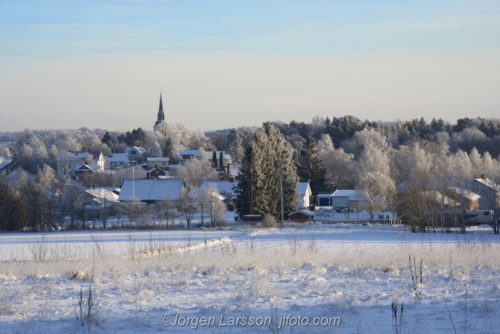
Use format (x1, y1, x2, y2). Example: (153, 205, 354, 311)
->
(481, 174, 486, 180)
(88, 148, 92, 153)
(227, 163, 230, 175)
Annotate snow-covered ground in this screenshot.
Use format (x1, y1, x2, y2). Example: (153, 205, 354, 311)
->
(1, 223, 499, 333)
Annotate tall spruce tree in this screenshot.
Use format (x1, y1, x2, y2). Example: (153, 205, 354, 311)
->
(296, 133, 326, 193)
(235, 124, 297, 220)
(212, 151, 217, 168)
(219, 151, 224, 170)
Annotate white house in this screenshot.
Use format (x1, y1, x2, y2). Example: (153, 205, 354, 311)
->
(470, 175, 500, 210)
(317, 189, 383, 211)
(125, 147, 146, 162)
(56, 150, 106, 176)
(295, 182, 312, 209)
(107, 153, 130, 169)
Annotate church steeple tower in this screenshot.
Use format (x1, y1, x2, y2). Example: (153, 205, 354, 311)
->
(154, 93, 165, 130)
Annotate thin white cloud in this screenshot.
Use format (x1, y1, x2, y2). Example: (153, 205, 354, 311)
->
(401, 15, 500, 30)
(35, 23, 171, 38)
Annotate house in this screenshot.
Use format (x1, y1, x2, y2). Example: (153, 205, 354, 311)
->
(119, 178, 186, 203)
(146, 167, 167, 179)
(147, 157, 170, 169)
(78, 188, 120, 208)
(289, 209, 315, 221)
(470, 175, 500, 210)
(317, 189, 383, 212)
(421, 190, 459, 210)
(56, 149, 106, 176)
(295, 182, 312, 209)
(200, 180, 239, 200)
(125, 147, 146, 162)
(73, 164, 100, 183)
(444, 186, 480, 211)
(107, 153, 130, 169)
(6, 147, 17, 157)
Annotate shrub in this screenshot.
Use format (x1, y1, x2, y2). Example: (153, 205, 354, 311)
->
(262, 214, 277, 228)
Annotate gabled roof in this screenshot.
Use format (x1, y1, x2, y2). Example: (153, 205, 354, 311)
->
(472, 178, 500, 191)
(200, 180, 239, 196)
(85, 189, 119, 203)
(447, 186, 481, 201)
(147, 167, 167, 174)
(7, 147, 16, 157)
(125, 147, 146, 154)
(332, 189, 369, 201)
(296, 182, 311, 196)
(75, 164, 99, 172)
(422, 191, 459, 207)
(119, 178, 185, 201)
(289, 209, 315, 217)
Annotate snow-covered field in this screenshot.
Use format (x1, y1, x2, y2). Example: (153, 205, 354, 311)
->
(1, 223, 499, 333)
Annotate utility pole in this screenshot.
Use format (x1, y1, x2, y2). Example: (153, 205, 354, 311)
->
(275, 153, 286, 227)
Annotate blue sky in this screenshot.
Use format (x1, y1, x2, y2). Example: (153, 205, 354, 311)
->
(1, 0, 499, 132)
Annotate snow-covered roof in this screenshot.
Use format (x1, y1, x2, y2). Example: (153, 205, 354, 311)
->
(119, 178, 185, 201)
(0, 157, 12, 171)
(422, 191, 459, 207)
(200, 181, 239, 196)
(332, 189, 368, 201)
(472, 178, 500, 191)
(179, 150, 199, 156)
(108, 153, 129, 162)
(85, 189, 119, 202)
(125, 147, 146, 154)
(147, 157, 170, 162)
(447, 186, 481, 201)
(289, 209, 315, 217)
(74, 164, 98, 172)
(296, 182, 311, 196)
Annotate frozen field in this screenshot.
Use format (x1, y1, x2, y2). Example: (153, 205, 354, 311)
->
(1, 223, 499, 333)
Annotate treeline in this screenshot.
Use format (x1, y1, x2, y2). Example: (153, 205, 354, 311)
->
(2, 115, 500, 232)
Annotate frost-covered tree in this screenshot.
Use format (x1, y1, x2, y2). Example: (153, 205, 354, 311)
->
(227, 129, 244, 165)
(235, 124, 297, 220)
(317, 134, 356, 189)
(357, 143, 395, 212)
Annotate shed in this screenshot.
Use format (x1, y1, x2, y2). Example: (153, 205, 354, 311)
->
(289, 209, 315, 221)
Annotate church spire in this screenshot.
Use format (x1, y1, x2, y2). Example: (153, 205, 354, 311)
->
(154, 93, 166, 129)
(159, 93, 164, 115)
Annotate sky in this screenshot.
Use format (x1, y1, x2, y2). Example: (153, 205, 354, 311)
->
(0, 0, 499, 133)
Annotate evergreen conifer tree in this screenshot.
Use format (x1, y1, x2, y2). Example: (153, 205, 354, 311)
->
(212, 151, 217, 168)
(296, 133, 326, 193)
(219, 151, 224, 170)
(235, 124, 297, 220)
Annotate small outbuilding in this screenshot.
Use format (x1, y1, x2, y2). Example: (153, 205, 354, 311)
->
(289, 209, 315, 221)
